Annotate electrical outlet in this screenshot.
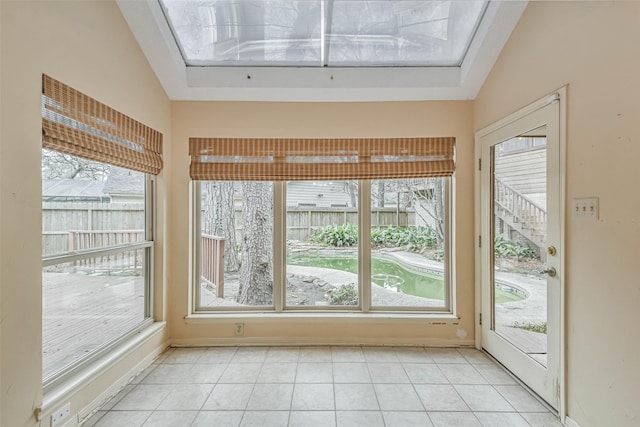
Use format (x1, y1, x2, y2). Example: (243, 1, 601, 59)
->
(234, 323, 244, 336)
(573, 197, 599, 220)
(51, 402, 71, 427)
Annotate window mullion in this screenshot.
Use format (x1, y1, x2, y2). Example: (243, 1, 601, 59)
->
(359, 180, 371, 313)
(146, 174, 154, 319)
(273, 182, 285, 312)
(190, 181, 202, 311)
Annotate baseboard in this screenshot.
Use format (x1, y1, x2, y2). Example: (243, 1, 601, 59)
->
(37, 322, 167, 427)
(77, 336, 169, 425)
(170, 336, 476, 348)
(564, 416, 581, 427)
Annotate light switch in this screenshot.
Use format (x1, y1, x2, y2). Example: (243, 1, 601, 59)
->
(573, 197, 599, 220)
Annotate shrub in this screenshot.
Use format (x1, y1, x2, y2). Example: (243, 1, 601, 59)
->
(494, 235, 539, 260)
(371, 226, 437, 251)
(310, 224, 438, 251)
(310, 223, 358, 247)
(326, 283, 358, 305)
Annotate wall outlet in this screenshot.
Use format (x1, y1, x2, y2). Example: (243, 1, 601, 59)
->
(573, 197, 599, 220)
(234, 323, 244, 336)
(51, 402, 71, 427)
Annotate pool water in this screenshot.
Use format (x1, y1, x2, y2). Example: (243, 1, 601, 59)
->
(288, 253, 525, 304)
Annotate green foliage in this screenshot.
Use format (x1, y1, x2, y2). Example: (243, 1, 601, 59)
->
(513, 321, 547, 334)
(326, 283, 359, 305)
(494, 235, 539, 260)
(309, 224, 438, 252)
(371, 226, 437, 251)
(310, 223, 358, 247)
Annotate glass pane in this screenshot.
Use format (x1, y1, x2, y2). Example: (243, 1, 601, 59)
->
(161, 0, 487, 67)
(199, 181, 274, 308)
(370, 178, 446, 308)
(43, 249, 147, 379)
(42, 149, 146, 257)
(286, 181, 359, 307)
(329, 1, 486, 66)
(162, 0, 322, 66)
(492, 126, 548, 366)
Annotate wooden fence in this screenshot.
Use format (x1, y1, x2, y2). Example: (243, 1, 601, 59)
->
(44, 203, 414, 256)
(42, 202, 144, 256)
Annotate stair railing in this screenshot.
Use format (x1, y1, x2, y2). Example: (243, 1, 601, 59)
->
(494, 178, 546, 240)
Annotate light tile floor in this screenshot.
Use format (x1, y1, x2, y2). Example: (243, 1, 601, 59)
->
(84, 346, 563, 427)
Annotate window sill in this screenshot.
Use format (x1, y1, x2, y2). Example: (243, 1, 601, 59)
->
(184, 312, 460, 325)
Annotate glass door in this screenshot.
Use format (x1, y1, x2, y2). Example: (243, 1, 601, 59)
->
(478, 98, 562, 410)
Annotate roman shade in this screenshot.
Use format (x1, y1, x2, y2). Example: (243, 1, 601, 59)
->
(189, 137, 455, 181)
(42, 74, 163, 175)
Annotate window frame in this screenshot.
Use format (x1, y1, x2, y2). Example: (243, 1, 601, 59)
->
(41, 164, 155, 387)
(191, 177, 453, 314)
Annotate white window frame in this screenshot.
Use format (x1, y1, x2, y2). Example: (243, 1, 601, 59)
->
(191, 178, 453, 314)
(41, 166, 155, 388)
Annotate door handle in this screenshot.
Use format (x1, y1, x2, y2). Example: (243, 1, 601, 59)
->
(540, 267, 557, 277)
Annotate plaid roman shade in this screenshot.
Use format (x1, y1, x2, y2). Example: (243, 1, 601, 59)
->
(189, 137, 455, 181)
(42, 74, 163, 175)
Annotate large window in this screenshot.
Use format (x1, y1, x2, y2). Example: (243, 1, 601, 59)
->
(195, 178, 450, 312)
(41, 75, 162, 383)
(42, 152, 153, 381)
(191, 137, 454, 313)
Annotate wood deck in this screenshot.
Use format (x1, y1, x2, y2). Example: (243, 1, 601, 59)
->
(496, 325, 547, 367)
(43, 272, 145, 378)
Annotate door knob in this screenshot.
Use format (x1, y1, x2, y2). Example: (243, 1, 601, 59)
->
(540, 267, 557, 277)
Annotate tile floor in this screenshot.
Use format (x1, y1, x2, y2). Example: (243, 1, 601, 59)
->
(84, 346, 563, 427)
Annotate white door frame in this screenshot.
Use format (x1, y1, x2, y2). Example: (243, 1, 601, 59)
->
(474, 87, 567, 420)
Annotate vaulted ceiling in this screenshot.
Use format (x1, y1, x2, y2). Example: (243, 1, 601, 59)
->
(117, 0, 527, 101)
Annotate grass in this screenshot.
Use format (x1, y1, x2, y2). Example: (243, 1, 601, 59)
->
(513, 321, 547, 334)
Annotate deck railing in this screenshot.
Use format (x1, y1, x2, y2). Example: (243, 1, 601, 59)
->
(68, 229, 144, 251)
(201, 234, 225, 298)
(65, 229, 145, 269)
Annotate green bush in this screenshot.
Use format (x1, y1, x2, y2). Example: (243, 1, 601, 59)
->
(494, 235, 539, 260)
(372, 226, 437, 251)
(310, 223, 358, 247)
(326, 283, 358, 305)
(310, 224, 438, 251)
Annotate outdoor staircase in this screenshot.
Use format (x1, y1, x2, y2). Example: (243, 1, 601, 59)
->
(494, 178, 546, 251)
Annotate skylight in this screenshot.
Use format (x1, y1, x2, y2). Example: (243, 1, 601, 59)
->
(160, 0, 488, 67)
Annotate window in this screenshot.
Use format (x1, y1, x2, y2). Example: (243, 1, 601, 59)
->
(191, 137, 453, 313)
(160, 0, 488, 67)
(496, 136, 547, 156)
(41, 75, 162, 383)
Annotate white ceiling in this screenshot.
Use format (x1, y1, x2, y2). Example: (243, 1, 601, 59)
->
(117, 0, 528, 102)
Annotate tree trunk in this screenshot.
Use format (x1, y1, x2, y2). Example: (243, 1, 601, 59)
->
(432, 179, 445, 246)
(203, 181, 239, 272)
(376, 180, 385, 207)
(346, 181, 358, 208)
(411, 178, 445, 246)
(237, 182, 273, 305)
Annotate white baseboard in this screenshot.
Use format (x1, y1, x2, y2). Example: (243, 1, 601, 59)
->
(170, 336, 476, 348)
(564, 416, 581, 427)
(37, 322, 167, 427)
(77, 337, 169, 425)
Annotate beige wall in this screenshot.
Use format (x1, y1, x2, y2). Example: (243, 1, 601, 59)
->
(475, 2, 640, 426)
(169, 101, 476, 346)
(6, 1, 638, 426)
(0, 1, 170, 426)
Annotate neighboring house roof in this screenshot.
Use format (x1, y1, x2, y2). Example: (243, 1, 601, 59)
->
(42, 179, 106, 201)
(102, 166, 144, 196)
